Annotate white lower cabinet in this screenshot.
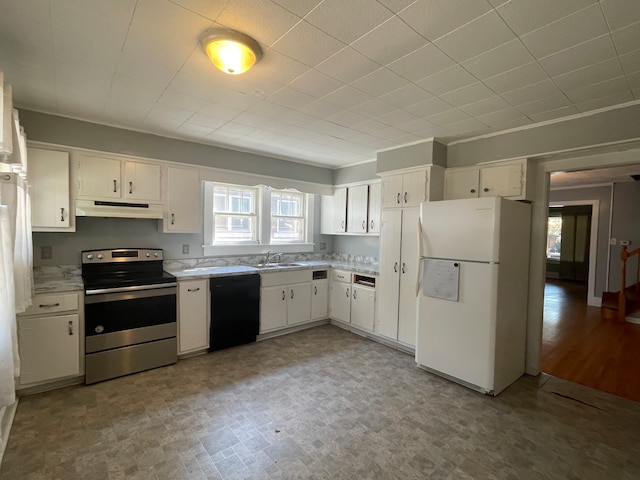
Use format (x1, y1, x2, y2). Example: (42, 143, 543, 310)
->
(287, 283, 313, 325)
(311, 276, 329, 321)
(377, 207, 420, 346)
(260, 270, 312, 333)
(329, 269, 377, 331)
(18, 292, 81, 387)
(351, 284, 375, 332)
(178, 279, 209, 354)
(329, 270, 351, 323)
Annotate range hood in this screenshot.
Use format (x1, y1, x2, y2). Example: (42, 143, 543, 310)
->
(76, 199, 164, 219)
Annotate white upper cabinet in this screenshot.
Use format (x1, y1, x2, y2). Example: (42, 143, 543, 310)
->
(444, 159, 533, 201)
(163, 166, 201, 233)
(333, 187, 347, 232)
(347, 184, 368, 234)
(27, 147, 74, 232)
(380, 166, 444, 208)
(367, 182, 381, 234)
(321, 182, 381, 235)
(76, 154, 161, 202)
(123, 161, 161, 201)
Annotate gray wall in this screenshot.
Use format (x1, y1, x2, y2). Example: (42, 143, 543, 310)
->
(332, 236, 380, 260)
(20, 110, 333, 185)
(33, 195, 334, 266)
(447, 103, 640, 167)
(376, 139, 446, 173)
(609, 182, 640, 291)
(333, 161, 378, 185)
(549, 185, 612, 297)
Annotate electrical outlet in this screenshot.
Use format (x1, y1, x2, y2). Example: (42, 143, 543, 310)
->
(41, 246, 52, 260)
(319, 242, 326, 250)
(610, 238, 617, 246)
(182, 244, 189, 255)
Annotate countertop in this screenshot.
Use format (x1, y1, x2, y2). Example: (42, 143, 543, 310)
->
(32, 262, 379, 294)
(167, 261, 378, 280)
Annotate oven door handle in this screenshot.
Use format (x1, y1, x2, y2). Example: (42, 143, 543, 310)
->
(85, 282, 177, 296)
(85, 285, 177, 304)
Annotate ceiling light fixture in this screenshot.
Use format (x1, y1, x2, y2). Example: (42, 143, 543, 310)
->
(199, 28, 262, 75)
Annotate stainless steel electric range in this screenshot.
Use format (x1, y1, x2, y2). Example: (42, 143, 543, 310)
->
(81, 248, 177, 384)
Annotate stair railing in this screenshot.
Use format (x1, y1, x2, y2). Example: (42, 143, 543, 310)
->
(619, 245, 640, 321)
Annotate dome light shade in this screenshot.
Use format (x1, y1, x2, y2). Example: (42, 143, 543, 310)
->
(200, 28, 262, 75)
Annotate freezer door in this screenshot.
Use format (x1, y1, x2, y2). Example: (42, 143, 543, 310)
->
(420, 197, 500, 263)
(415, 262, 498, 392)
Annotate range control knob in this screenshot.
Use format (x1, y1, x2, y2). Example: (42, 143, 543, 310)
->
(95, 325, 104, 334)
(146, 252, 151, 257)
(86, 254, 94, 260)
(154, 252, 159, 257)
(97, 254, 104, 260)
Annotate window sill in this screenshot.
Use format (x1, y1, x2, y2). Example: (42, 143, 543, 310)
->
(203, 243, 315, 257)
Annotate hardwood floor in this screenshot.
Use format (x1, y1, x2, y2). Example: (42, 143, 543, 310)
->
(542, 278, 640, 402)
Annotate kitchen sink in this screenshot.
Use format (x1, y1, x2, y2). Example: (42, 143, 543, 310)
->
(253, 262, 303, 269)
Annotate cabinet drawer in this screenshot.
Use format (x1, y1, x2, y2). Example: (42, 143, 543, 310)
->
(22, 292, 79, 316)
(332, 269, 351, 283)
(261, 269, 311, 287)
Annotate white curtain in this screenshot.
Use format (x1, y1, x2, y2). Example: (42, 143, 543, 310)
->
(0, 171, 32, 408)
(0, 205, 17, 407)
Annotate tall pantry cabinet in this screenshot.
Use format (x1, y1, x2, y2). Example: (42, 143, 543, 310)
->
(377, 166, 444, 347)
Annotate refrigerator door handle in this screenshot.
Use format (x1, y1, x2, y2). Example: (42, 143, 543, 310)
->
(416, 216, 424, 296)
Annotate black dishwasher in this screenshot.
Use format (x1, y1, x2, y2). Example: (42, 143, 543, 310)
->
(209, 274, 260, 351)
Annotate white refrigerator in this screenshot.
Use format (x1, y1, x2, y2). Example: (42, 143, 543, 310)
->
(415, 196, 531, 395)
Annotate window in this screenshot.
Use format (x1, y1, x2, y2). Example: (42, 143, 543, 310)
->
(271, 190, 305, 243)
(203, 181, 314, 256)
(547, 216, 562, 260)
(212, 184, 258, 243)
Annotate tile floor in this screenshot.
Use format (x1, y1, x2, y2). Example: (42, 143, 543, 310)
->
(2, 324, 640, 479)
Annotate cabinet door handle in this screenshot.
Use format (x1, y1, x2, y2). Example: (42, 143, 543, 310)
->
(396, 192, 401, 204)
(484, 187, 489, 193)
(39, 303, 60, 308)
(68, 320, 73, 336)
(60, 207, 65, 222)
(341, 220, 345, 229)
(290, 289, 294, 299)
(187, 288, 200, 292)
(282, 290, 286, 301)
(345, 287, 349, 297)
(393, 262, 398, 273)
(404, 192, 408, 203)
(401, 262, 406, 274)
(353, 290, 357, 299)
(129, 181, 133, 194)
(171, 213, 175, 225)
(113, 179, 117, 192)
(362, 220, 366, 231)
(314, 285, 317, 295)
(370, 220, 374, 230)
(470, 189, 476, 193)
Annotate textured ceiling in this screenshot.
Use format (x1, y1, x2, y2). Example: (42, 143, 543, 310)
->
(0, 0, 639, 168)
(550, 163, 640, 189)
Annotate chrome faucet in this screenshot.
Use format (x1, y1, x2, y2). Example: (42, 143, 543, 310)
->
(265, 251, 282, 265)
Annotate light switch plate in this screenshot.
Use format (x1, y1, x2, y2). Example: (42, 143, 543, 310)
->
(182, 244, 189, 254)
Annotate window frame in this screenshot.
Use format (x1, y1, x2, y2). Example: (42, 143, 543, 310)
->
(270, 188, 306, 244)
(203, 182, 314, 257)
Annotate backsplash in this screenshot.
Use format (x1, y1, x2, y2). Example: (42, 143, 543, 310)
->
(164, 252, 378, 271)
(35, 252, 379, 277)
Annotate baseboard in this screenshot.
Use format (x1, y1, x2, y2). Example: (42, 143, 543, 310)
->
(0, 400, 18, 465)
(329, 319, 415, 356)
(257, 319, 330, 341)
(626, 315, 640, 325)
